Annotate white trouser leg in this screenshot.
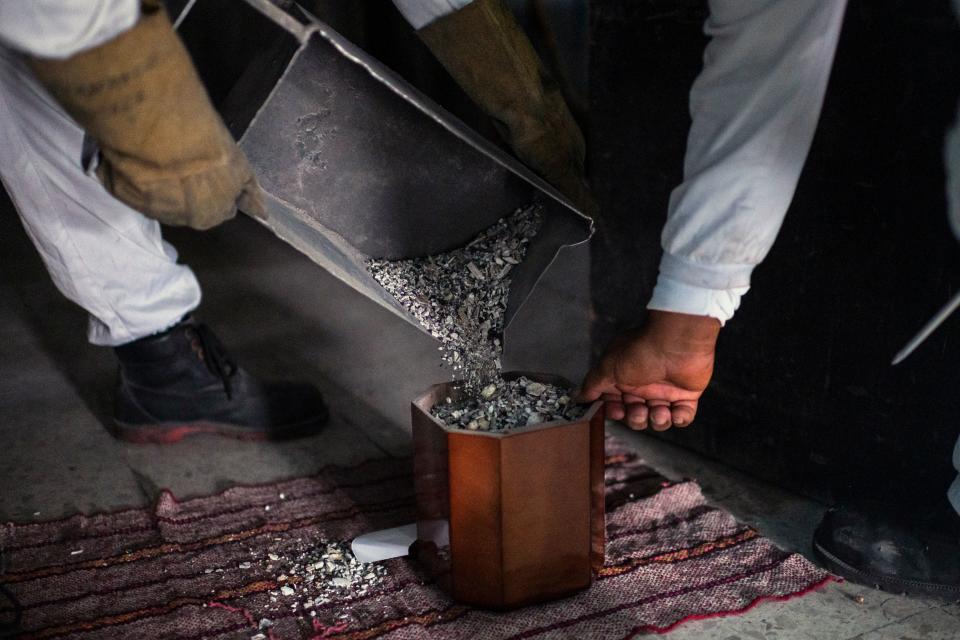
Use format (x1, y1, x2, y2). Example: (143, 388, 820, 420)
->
(0, 46, 201, 346)
(651, 0, 849, 322)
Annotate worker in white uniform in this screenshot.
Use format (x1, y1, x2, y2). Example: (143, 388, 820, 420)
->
(1, 0, 958, 598)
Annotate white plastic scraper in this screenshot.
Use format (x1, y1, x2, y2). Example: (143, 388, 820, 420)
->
(351, 521, 449, 563)
(351, 524, 417, 563)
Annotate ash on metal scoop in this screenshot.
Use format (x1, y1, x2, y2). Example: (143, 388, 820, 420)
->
(368, 204, 541, 396)
(368, 204, 584, 431)
(432, 375, 586, 431)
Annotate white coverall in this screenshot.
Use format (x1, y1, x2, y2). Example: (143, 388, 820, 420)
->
(3, 1, 959, 501)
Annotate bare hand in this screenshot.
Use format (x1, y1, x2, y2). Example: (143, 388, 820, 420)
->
(578, 311, 720, 431)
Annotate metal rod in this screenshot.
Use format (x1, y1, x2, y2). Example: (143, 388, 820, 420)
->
(171, 0, 198, 30)
(891, 289, 960, 365)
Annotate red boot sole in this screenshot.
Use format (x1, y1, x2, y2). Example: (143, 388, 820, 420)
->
(111, 416, 327, 444)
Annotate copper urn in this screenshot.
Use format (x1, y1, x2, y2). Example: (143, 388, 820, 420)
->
(411, 372, 605, 609)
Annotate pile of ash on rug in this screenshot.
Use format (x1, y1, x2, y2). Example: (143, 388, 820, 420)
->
(0, 439, 833, 639)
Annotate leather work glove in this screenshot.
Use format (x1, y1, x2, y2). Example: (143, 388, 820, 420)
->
(28, 2, 266, 230)
(418, 0, 599, 219)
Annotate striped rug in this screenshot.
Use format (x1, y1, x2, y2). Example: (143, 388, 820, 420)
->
(0, 439, 832, 639)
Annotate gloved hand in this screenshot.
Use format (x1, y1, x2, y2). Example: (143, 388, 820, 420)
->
(27, 2, 265, 230)
(578, 311, 720, 430)
(418, 0, 598, 219)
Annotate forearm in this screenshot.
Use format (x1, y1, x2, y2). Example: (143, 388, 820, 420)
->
(644, 310, 720, 352)
(654, 0, 847, 322)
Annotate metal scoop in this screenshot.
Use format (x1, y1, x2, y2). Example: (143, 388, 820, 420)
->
(173, 0, 593, 337)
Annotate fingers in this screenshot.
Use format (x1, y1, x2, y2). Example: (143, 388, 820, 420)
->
(604, 400, 625, 422)
(647, 400, 699, 430)
(602, 394, 624, 420)
(611, 396, 699, 431)
(647, 401, 672, 431)
(592, 385, 700, 431)
(608, 394, 678, 431)
(578, 363, 621, 403)
(670, 402, 697, 428)
(624, 401, 648, 430)
(577, 368, 608, 402)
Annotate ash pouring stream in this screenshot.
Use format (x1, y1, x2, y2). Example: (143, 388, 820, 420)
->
(368, 204, 585, 431)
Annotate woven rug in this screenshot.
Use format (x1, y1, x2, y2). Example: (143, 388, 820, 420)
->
(0, 439, 832, 639)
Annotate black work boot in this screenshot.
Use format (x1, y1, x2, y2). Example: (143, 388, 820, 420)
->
(112, 317, 329, 443)
(813, 500, 960, 601)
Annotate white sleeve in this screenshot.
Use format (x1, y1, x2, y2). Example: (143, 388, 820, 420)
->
(651, 0, 847, 321)
(648, 275, 748, 326)
(391, 0, 474, 30)
(0, 0, 139, 59)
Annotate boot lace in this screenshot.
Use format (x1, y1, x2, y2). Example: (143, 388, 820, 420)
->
(189, 324, 237, 399)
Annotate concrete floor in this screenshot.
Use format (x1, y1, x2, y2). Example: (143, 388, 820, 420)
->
(1, 209, 959, 638)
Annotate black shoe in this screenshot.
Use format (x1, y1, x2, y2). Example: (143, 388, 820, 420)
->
(812, 500, 960, 601)
(112, 317, 329, 443)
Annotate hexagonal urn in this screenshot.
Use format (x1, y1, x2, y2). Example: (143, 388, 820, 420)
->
(411, 372, 604, 609)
